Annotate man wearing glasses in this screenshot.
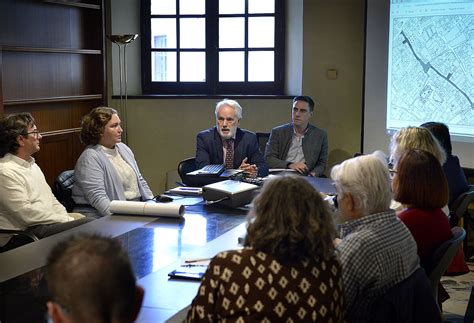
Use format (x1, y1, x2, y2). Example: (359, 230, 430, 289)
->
(265, 96, 328, 177)
(0, 112, 93, 251)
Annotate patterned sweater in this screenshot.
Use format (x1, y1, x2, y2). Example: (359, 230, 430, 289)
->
(186, 247, 345, 322)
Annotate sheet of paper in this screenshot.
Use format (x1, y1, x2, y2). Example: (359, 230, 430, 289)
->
(110, 201, 185, 217)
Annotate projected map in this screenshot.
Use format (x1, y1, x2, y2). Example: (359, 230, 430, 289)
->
(387, 3, 474, 138)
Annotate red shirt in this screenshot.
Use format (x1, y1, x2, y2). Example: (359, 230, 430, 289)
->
(398, 208, 452, 268)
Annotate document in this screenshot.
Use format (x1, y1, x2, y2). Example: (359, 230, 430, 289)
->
(109, 200, 185, 218)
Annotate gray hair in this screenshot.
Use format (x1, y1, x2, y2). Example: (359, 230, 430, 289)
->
(215, 99, 243, 120)
(331, 153, 392, 215)
(390, 126, 446, 166)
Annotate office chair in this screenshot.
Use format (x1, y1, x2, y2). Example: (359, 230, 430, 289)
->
(256, 132, 270, 154)
(449, 185, 474, 258)
(0, 229, 39, 252)
(52, 170, 76, 212)
(425, 227, 466, 304)
(177, 157, 197, 186)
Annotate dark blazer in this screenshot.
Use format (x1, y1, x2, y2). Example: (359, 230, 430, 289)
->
(444, 155, 469, 204)
(195, 127, 269, 177)
(264, 123, 328, 176)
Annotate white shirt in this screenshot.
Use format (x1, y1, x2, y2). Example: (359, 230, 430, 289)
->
(101, 146, 140, 200)
(0, 153, 74, 246)
(285, 127, 307, 164)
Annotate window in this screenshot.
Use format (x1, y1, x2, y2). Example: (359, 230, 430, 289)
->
(141, 0, 284, 95)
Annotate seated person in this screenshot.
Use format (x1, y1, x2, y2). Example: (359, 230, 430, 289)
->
(392, 149, 452, 269)
(186, 175, 345, 322)
(0, 113, 93, 251)
(46, 234, 144, 323)
(421, 122, 469, 204)
(195, 99, 268, 177)
(390, 126, 445, 167)
(265, 96, 328, 176)
(331, 153, 419, 322)
(72, 107, 153, 217)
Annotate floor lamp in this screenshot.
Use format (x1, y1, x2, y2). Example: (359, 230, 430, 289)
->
(107, 34, 138, 144)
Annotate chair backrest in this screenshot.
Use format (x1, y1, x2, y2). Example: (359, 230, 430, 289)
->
(371, 267, 442, 323)
(449, 185, 474, 219)
(0, 229, 39, 252)
(256, 132, 270, 154)
(426, 227, 466, 302)
(52, 170, 75, 212)
(448, 187, 474, 256)
(177, 157, 197, 186)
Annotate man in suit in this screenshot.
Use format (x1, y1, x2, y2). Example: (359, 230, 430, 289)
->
(196, 99, 268, 177)
(264, 96, 328, 176)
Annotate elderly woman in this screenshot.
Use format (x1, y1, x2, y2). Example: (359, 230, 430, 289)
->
(72, 107, 153, 217)
(389, 126, 445, 167)
(331, 153, 419, 322)
(392, 149, 452, 269)
(186, 175, 345, 322)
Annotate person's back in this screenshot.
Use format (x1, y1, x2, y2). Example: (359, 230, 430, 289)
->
(187, 247, 343, 322)
(186, 175, 345, 322)
(331, 153, 419, 322)
(420, 122, 469, 203)
(46, 234, 143, 323)
(337, 211, 419, 320)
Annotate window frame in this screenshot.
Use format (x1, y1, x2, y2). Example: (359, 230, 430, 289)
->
(140, 0, 285, 95)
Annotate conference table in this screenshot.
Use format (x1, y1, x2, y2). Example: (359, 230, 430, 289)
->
(0, 177, 335, 322)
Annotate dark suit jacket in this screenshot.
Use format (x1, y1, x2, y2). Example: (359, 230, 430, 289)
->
(264, 123, 328, 176)
(195, 127, 269, 177)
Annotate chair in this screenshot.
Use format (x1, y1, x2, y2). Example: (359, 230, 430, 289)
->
(256, 132, 270, 154)
(449, 186, 474, 257)
(371, 267, 442, 323)
(177, 157, 197, 186)
(425, 227, 466, 304)
(0, 229, 39, 252)
(52, 170, 76, 212)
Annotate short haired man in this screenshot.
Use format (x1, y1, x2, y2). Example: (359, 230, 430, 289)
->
(196, 99, 269, 177)
(331, 153, 419, 322)
(47, 234, 144, 323)
(0, 113, 93, 251)
(265, 96, 328, 176)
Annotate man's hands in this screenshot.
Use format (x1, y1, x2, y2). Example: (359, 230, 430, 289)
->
(239, 157, 258, 177)
(288, 162, 308, 174)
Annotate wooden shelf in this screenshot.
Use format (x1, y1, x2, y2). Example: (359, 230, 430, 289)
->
(42, 0, 101, 10)
(41, 128, 81, 137)
(1, 46, 101, 55)
(3, 95, 103, 106)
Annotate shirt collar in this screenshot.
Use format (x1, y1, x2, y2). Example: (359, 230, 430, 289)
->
(100, 144, 118, 156)
(339, 209, 396, 238)
(5, 153, 35, 167)
(292, 123, 309, 136)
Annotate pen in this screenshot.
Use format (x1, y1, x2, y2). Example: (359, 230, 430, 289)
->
(184, 258, 211, 264)
(180, 188, 201, 191)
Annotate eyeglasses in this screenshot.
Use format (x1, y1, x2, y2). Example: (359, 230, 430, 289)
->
(25, 130, 41, 138)
(332, 194, 338, 209)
